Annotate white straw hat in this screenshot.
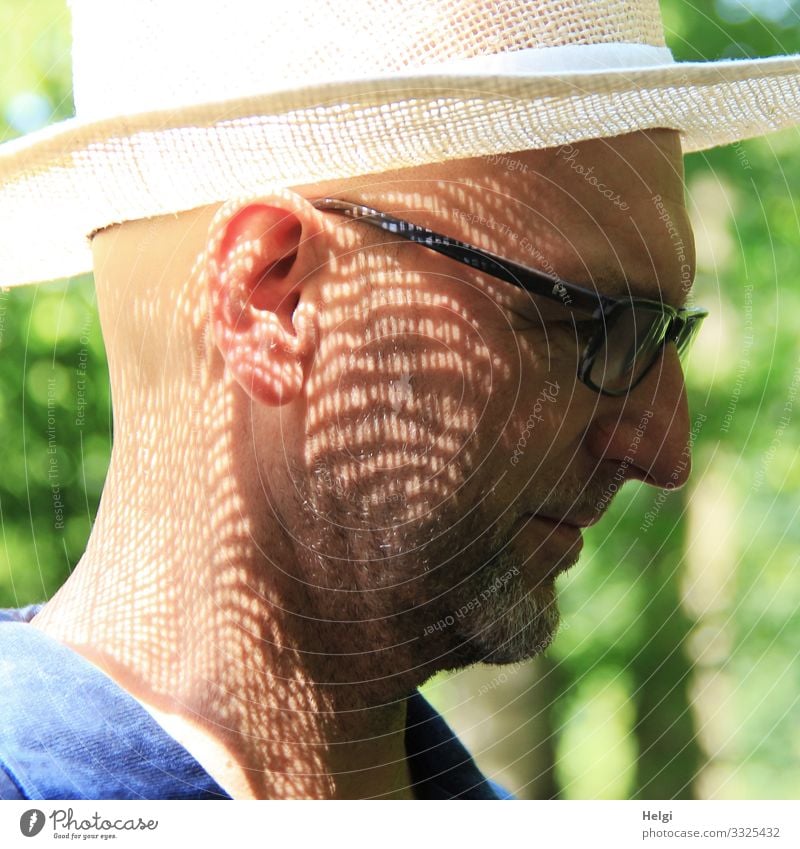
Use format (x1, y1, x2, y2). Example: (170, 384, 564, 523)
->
(2, 0, 799, 288)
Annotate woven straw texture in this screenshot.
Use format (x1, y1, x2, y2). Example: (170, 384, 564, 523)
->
(1, 0, 799, 287)
(71, 0, 666, 117)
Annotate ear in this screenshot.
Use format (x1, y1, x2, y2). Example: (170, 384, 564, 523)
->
(206, 192, 322, 406)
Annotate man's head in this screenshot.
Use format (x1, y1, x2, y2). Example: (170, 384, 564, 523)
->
(90, 127, 695, 692)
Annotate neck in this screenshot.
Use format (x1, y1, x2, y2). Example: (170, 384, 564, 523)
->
(31, 391, 417, 799)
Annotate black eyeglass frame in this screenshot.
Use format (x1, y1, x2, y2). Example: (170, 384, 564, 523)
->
(310, 197, 708, 397)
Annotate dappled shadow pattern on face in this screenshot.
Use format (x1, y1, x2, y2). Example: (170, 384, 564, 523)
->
(42, 130, 693, 797)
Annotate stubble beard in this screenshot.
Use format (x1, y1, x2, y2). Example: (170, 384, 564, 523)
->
(288, 457, 573, 684)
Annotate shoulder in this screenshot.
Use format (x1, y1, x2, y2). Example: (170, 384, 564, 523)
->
(0, 613, 229, 800)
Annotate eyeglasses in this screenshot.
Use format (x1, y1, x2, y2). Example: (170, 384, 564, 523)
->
(310, 198, 708, 397)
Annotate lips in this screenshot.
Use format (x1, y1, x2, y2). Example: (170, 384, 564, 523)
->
(515, 512, 585, 577)
(531, 513, 600, 528)
(524, 511, 601, 530)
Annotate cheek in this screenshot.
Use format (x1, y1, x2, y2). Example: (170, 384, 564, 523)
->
(300, 265, 585, 532)
(500, 379, 568, 468)
(302, 291, 516, 521)
(470, 322, 587, 507)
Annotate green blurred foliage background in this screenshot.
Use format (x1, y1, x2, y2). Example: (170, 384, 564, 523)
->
(1, 0, 798, 799)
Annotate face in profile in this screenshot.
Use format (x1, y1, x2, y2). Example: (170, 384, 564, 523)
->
(271, 129, 695, 674)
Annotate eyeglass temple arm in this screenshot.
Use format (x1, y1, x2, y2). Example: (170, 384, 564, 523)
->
(311, 198, 607, 315)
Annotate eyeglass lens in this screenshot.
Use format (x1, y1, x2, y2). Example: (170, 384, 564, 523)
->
(588, 306, 702, 394)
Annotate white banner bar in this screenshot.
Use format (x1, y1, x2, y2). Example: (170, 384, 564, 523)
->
(2, 799, 798, 848)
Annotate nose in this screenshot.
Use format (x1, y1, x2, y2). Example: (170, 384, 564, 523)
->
(584, 346, 692, 490)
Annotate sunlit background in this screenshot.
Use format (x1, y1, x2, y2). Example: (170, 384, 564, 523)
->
(1, 0, 798, 799)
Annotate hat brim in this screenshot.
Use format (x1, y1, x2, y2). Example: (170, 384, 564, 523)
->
(2, 55, 799, 288)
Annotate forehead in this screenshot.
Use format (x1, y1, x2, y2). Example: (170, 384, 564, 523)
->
(344, 129, 695, 305)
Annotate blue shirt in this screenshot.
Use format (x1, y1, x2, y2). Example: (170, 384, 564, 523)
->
(0, 606, 512, 800)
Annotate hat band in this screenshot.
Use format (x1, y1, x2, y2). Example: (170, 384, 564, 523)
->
(423, 42, 674, 76)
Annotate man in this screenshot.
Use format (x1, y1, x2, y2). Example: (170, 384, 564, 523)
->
(0, 0, 798, 800)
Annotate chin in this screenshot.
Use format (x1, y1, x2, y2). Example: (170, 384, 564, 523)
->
(479, 625, 558, 665)
(446, 576, 562, 668)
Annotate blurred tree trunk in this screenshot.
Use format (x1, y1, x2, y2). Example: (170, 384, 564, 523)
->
(630, 495, 701, 799)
